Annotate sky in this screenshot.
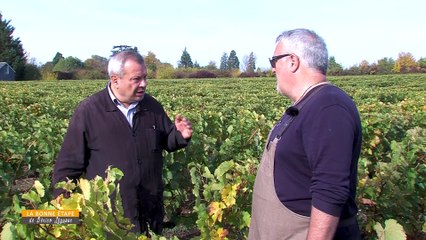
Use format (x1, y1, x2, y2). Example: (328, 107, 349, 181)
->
(1, 0, 426, 69)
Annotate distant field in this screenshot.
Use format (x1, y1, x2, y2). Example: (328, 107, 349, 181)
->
(0, 74, 425, 239)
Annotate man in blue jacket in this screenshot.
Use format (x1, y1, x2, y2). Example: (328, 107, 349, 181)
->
(52, 50, 193, 234)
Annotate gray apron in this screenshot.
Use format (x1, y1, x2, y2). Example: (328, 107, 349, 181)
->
(248, 136, 310, 240)
(248, 84, 331, 239)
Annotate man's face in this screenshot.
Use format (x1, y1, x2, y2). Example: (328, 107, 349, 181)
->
(111, 59, 147, 107)
(273, 42, 290, 96)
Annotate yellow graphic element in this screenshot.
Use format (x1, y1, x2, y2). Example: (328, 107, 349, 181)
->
(21, 210, 79, 218)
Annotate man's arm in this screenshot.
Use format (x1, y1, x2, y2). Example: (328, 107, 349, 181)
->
(304, 103, 356, 238)
(52, 108, 87, 197)
(307, 206, 339, 240)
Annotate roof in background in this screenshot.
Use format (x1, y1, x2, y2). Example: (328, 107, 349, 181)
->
(0, 62, 16, 72)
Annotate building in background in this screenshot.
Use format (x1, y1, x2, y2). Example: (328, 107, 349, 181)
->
(0, 62, 15, 81)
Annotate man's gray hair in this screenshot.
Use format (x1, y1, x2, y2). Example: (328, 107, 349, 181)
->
(108, 51, 145, 78)
(276, 28, 328, 74)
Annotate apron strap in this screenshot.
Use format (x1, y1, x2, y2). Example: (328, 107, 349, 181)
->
(275, 84, 328, 139)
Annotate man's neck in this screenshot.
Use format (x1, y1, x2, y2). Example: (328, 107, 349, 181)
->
(108, 83, 132, 109)
(292, 71, 327, 104)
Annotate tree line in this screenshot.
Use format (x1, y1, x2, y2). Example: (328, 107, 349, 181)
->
(1, 13, 426, 81)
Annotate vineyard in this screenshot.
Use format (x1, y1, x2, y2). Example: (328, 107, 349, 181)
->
(0, 74, 425, 239)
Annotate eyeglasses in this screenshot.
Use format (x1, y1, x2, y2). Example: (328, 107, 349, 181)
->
(269, 54, 292, 68)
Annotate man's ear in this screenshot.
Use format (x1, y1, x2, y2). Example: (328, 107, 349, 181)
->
(289, 54, 300, 73)
(111, 75, 119, 88)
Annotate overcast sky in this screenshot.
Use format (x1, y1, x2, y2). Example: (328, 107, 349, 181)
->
(2, 0, 426, 69)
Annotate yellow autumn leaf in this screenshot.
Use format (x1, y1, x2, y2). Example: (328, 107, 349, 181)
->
(369, 135, 380, 147)
(61, 193, 83, 211)
(209, 201, 224, 223)
(137, 235, 149, 240)
(217, 227, 229, 239)
(53, 226, 65, 238)
(221, 183, 239, 207)
(79, 178, 91, 200)
(51, 194, 63, 209)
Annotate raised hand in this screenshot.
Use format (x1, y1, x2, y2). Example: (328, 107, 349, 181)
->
(175, 114, 193, 139)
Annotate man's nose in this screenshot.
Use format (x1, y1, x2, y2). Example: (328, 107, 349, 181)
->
(139, 79, 147, 87)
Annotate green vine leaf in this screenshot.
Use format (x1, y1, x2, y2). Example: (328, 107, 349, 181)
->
(214, 161, 234, 179)
(22, 191, 40, 203)
(374, 219, 406, 240)
(1, 222, 16, 240)
(34, 180, 45, 197)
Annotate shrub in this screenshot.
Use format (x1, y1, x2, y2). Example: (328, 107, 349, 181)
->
(188, 70, 217, 78)
(239, 72, 260, 78)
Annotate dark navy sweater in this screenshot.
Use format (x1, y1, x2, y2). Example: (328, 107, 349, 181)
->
(271, 84, 362, 220)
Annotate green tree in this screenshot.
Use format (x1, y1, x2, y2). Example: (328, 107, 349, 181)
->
(85, 55, 107, 69)
(228, 50, 240, 70)
(156, 62, 175, 79)
(193, 61, 201, 69)
(23, 64, 41, 80)
(110, 45, 138, 56)
(376, 57, 395, 74)
(359, 60, 371, 75)
(81, 55, 108, 79)
(393, 52, 418, 73)
(52, 52, 64, 65)
(40, 62, 55, 80)
(38, 52, 65, 80)
(219, 52, 229, 71)
(178, 47, 193, 68)
(144, 51, 161, 79)
(344, 65, 361, 75)
(53, 56, 83, 73)
(244, 52, 256, 73)
(24, 58, 41, 80)
(205, 60, 218, 71)
(327, 56, 343, 76)
(417, 57, 426, 72)
(0, 13, 27, 80)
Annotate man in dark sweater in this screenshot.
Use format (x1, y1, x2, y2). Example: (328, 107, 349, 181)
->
(52, 51, 193, 234)
(249, 29, 362, 240)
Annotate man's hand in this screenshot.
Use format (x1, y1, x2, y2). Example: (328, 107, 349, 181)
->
(175, 114, 193, 139)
